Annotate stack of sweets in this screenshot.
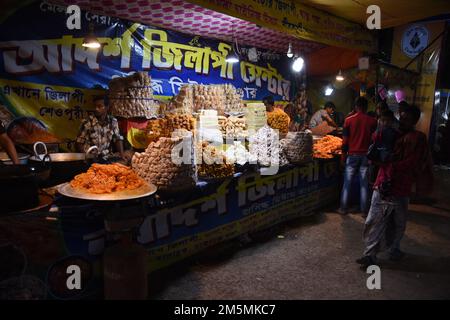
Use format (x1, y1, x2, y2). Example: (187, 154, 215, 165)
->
(196, 142, 235, 178)
(223, 84, 243, 114)
(245, 103, 267, 133)
(198, 110, 222, 144)
(132, 135, 195, 190)
(225, 141, 251, 165)
(146, 118, 170, 143)
(218, 116, 248, 139)
(166, 113, 197, 132)
(108, 72, 159, 119)
(145, 114, 196, 143)
(249, 125, 280, 167)
(281, 131, 313, 164)
(193, 85, 226, 115)
(171, 85, 194, 114)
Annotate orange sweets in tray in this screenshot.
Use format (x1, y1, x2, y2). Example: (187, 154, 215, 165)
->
(70, 163, 145, 194)
(313, 135, 343, 159)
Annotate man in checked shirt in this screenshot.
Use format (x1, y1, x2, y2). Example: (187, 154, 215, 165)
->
(76, 95, 125, 159)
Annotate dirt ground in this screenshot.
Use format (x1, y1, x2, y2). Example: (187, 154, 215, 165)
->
(152, 167, 450, 300)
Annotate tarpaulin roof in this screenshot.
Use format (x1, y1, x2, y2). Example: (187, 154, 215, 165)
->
(50, 0, 325, 54)
(4, 1, 448, 52)
(307, 47, 362, 76)
(300, 0, 450, 29)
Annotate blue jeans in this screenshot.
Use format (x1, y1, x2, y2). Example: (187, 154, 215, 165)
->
(340, 154, 370, 212)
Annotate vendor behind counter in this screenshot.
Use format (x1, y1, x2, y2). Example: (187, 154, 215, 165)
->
(309, 102, 343, 136)
(310, 101, 338, 129)
(75, 95, 126, 160)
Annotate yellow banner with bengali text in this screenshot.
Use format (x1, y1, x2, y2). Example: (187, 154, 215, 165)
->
(186, 0, 376, 52)
(0, 79, 104, 141)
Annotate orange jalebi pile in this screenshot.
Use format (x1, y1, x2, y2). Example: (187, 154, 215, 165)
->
(70, 163, 145, 194)
(313, 135, 343, 159)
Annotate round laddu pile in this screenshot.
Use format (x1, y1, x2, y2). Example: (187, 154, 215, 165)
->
(267, 108, 290, 136)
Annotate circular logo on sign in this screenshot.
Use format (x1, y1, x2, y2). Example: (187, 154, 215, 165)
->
(401, 25, 429, 58)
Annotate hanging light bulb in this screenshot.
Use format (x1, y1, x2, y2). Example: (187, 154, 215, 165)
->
(287, 43, 294, 58)
(336, 70, 344, 81)
(226, 36, 240, 63)
(324, 86, 334, 96)
(292, 56, 304, 72)
(226, 50, 239, 63)
(82, 23, 101, 48)
(226, 25, 240, 64)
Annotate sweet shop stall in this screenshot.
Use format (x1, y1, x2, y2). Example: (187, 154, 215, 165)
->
(307, 49, 421, 119)
(0, 0, 375, 299)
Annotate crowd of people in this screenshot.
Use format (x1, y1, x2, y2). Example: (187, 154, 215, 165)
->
(336, 97, 433, 268)
(262, 92, 434, 268)
(262, 93, 344, 133)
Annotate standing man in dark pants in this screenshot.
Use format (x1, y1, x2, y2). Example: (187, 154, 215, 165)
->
(357, 105, 433, 266)
(339, 97, 377, 215)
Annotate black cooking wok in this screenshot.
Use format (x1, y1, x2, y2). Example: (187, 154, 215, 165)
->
(0, 162, 51, 213)
(29, 142, 98, 186)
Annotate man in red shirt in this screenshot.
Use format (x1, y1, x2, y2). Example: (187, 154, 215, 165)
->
(339, 97, 377, 214)
(357, 105, 433, 267)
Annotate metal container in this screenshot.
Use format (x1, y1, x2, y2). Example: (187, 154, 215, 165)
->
(0, 152, 30, 165)
(28, 142, 98, 186)
(16, 142, 60, 155)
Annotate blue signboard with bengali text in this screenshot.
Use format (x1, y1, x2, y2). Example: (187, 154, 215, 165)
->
(0, 1, 293, 101)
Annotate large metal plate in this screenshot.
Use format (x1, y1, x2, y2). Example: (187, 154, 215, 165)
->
(57, 182, 157, 201)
